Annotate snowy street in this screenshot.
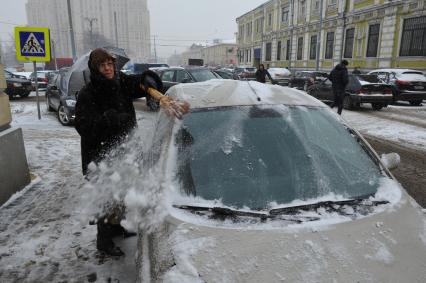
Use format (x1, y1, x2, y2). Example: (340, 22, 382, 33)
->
(0, 93, 425, 281)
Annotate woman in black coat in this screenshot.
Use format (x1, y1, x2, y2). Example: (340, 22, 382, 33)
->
(75, 48, 164, 256)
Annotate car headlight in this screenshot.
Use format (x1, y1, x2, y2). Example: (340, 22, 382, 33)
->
(65, 100, 76, 107)
(13, 82, 22, 87)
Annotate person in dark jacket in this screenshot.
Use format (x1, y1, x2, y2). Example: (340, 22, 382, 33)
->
(75, 48, 187, 256)
(329, 60, 349, 115)
(255, 64, 274, 83)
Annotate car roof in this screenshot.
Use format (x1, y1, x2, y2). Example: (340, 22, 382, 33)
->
(167, 80, 325, 109)
(368, 69, 423, 74)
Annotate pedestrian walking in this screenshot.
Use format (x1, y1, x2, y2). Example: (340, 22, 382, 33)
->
(329, 60, 349, 115)
(255, 64, 274, 83)
(75, 48, 188, 256)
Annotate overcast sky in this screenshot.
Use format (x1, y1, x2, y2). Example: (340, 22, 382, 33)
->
(0, 0, 266, 58)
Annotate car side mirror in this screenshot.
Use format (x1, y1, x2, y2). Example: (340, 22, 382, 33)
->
(182, 78, 192, 83)
(380, 153, 400, 170)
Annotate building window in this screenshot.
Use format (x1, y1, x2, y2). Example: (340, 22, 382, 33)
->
(268, 13, 272, 26)
(328, 0, 337, 5)
(277, 41, 282, 61)
(299, 1, 306, 17)
(297, 37, 303, 60)
(312, 0, 320, 12)
(282, 7, 289, 23)
(325, 32, 334, 59)
(344, 28, 355, 58)
(265, 42, 272, 61)
(400, 16, 426, 56)
(286, 39, 291, 60)
(366, 24, 380, 57)
(310, 35, 317, 60)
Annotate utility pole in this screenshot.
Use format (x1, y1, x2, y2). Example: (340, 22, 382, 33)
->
(66, 0, 77, 62)
(51, 40, 58, 70)
(85, 17, 97, 49)
(153, 35, 157, 62)
(114, 12, 118, 48)
(315, 0, 324, 71)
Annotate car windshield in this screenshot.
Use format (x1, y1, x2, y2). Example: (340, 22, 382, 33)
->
(356, 75, 381, 83)
(175, 105, 382, 210)
(188, 69, 218, 81)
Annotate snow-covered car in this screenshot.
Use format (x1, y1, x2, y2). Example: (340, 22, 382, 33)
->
(267, 67, 291, 86)
(368, 69, 426, 106)
(135, 80, 426, 282)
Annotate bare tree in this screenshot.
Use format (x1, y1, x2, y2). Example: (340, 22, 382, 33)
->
(1, 34, 20, 67)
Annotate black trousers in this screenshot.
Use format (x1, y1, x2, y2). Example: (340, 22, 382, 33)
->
(96, 216, 125, 250)
(332, 89, 344, 115)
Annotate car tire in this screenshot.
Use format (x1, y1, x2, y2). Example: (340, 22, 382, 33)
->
(146, 96, 160, 111)
(58, 104, 71, 126)
(19, 92, 30, 98)
(409, 100, 422, 106)
(371, 103, 383, 111)
(343, 95, 354, 110)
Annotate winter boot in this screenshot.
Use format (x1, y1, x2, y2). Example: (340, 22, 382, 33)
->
(110, 224, 137, 238)
(96, 219, 125, 256)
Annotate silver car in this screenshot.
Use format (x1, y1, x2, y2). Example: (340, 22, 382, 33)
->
(136, 80, 426, 282)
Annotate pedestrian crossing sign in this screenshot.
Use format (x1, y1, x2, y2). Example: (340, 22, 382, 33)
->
(15, 27, 51, 62)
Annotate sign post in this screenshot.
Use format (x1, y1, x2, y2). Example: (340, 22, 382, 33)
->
(15, 27, 51, 120)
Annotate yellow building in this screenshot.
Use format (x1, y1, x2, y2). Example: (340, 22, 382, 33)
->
(236, 0, 426, 71)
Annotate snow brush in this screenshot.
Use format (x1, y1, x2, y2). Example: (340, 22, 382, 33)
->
(140, 85, 190, 119)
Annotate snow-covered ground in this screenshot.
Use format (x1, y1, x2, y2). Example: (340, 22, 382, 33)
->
(0, 101, 158, 282)
(341, 104, 426, 152)
(1, 98, 425, 282)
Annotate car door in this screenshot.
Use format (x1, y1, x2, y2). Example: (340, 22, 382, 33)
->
(317, 79, 334, 102)
(49, 75, 61, 110)
(160, 70, 177, 92)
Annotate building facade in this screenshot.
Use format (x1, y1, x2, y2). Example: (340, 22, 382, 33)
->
(236, 0, 426, 71)
(26, 0, 151, 62)
(202, 43, 238, 66)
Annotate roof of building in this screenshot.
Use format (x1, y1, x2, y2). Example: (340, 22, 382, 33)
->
(167, 79, 326, 109)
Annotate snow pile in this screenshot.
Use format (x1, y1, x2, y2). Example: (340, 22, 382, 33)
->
(79, 111, 176, 233)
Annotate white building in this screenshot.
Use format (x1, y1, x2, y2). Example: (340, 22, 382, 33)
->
(26, 0, 151, 62)
(202, 42, 238, 66)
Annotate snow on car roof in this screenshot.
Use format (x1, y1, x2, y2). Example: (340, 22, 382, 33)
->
(167, 79, 325, 109)
(369, 69, 424, 74)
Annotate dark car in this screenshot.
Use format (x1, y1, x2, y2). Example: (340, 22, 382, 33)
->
(30, 71, 51, 90)
(132, 63, 170, 74)
(368, 69, 426, 106)
(234, 67, 257, 80)
(45, 69, 75, 126)
(288, 71, 329, 91)
(213, 69, 235, 80)
(4, 70, 32, 99)
(307, 74, 393, 110)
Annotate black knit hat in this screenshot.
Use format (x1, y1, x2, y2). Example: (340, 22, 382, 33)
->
(88, 48, 116, 71)
(341, 60, 349, 66)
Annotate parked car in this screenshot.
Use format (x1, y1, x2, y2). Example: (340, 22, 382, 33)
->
(30, 70, 52, 90)
(288, 71, 329, 90)
(368, 69, 426, 106)
(134, 80, 425, 282)
(131, 63, 169, 74)
(12, 71, 33, 80)
(45, 69, 75, 126)
(213, 68, 235, 79)
(234, 66, 257, 80)
(307, 74, 393, 110)
(267, 67, 291, 85)
(3, 70, 33, 99)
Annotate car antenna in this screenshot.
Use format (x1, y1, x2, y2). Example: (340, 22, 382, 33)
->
(247, 81, 261, 101)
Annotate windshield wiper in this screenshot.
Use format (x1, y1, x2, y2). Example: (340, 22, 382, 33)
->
(173, 205, 321, 223)
(173, 204, 270, 219)
(269, 197, 389, 216)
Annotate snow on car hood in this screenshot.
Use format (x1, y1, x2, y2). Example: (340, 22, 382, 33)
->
(153, 179, 426, 282)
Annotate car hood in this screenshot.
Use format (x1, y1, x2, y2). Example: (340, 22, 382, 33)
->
(151, 191, 426, 282)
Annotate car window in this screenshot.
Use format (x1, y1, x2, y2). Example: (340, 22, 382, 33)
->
(356, 75, 381, 83)
(161, 70, 175, 82)
(376, 72, 388, 82)
(188, 69, 217, 82)
(176, 70, 191, 83)
(175, 105, 382, 210)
